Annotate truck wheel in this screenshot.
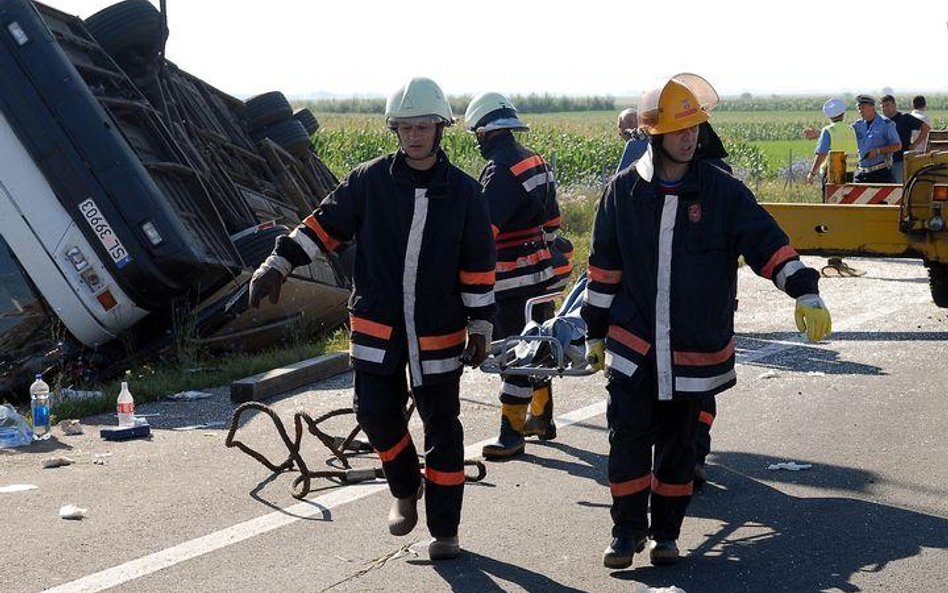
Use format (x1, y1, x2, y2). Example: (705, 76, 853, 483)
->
(252, 119, 312, 158)
(84, 0, 167, 68)
(293, 108, 320, 135)
(927, 262, 948, 308)
(243, 92, 293, 131)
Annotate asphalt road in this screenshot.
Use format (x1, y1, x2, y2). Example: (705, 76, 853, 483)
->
(2, 257, 947, 593)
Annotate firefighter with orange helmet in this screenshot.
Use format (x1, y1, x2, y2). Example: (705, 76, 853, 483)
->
(249, 77, 496, 561)
(464, 92, 573, 460)
(582, 74, 832, 568)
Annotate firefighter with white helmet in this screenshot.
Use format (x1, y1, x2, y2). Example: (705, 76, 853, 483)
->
(464, 91, 573, 459)
(249, 76, 496, 561)
(582, 74, 832, 568)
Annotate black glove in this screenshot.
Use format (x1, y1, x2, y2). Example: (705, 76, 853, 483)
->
(248, 267, 284, 308)
(460, 333, 488, 368)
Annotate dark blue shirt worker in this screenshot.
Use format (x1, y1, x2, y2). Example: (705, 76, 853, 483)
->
(852, 95, 901, 183)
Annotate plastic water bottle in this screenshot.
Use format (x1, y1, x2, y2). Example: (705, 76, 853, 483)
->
(117, 381, 135, 427)
(30, 374, 51, 441)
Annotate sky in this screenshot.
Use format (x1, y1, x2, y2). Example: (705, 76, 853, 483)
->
(41, 0, 948, 100)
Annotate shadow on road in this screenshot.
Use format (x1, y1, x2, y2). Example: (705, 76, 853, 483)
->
(418, 550, 589, 593)
(611, 451, 948, 593)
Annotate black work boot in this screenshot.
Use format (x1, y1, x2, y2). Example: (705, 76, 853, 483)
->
(602, 534, 648, 569)
(482, 404, 527, 460)
(649, 539, 680, 566)
(522, 385, 557, 441)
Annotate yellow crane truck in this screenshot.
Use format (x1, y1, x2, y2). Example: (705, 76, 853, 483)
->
(762, 131, 948, 307)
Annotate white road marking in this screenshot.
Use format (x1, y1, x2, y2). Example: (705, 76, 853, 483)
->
(44, 286, 931, 593)
(42, 400, 608, 593)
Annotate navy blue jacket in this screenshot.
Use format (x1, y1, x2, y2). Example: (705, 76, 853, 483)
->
(581, 159, 819, 400)
(276, 150, 496, 386)
(478, 133, 573, 300)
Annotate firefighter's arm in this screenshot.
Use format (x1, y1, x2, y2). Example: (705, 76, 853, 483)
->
(733, 185, 831, 341)
(581, 183, 623, 368)
(250, 172, 361, 308)
(458, 188, 497, 367)
(480, 163, 523, 239)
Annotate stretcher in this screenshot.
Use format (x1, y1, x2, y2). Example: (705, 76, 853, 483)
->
(479, 273, 596, 378)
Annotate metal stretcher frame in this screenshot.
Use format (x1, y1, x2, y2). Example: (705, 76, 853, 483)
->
(479, 291, 597, 378)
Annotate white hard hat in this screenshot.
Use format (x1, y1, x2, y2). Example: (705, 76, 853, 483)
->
(385, 77, 454, 128)
(464, 91, 528, 133)
(822, 98, 846, 119)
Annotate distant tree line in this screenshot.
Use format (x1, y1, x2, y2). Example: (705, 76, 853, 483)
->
(300, 93, 947, 115)
(715, 93, 948, 112)
(299, 94, 617, 115)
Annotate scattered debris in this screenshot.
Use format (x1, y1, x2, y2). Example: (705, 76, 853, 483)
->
(166, 390, 213, 402)
(100, 423, 151, 441)
(92, 453, 112, 466)
(42, 456, 76, 469)
(59, 505, 87, 520)
(172, 421, 227, 431)
(636, 587, 687, 593)
(0, 484, 38, 494)
(58, 389, 103, 404)
(767, 461, 813, 471)
(58, 419, 84, 435)
(758, 370, 781, 379)
(806, 371, 826, 377)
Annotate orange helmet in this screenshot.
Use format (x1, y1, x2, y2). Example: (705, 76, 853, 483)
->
(637, 78, 711, 135)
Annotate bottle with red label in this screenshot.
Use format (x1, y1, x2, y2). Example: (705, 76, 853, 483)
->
(117, 382, 135, 427)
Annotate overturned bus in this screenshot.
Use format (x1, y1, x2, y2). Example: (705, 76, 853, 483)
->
(0, 0, 351, 396)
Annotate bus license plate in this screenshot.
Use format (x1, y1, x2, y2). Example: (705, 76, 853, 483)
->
(77, 198, 132, 268)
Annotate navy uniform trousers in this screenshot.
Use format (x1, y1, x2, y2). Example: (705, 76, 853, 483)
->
(353, 357, 464, 538)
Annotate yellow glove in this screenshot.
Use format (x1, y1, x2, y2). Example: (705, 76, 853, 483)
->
(794, 294, 832, 342)
(585, 339, 605, 371)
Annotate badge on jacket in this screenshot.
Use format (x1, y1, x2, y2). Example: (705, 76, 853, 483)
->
(687, 202, 702, 223)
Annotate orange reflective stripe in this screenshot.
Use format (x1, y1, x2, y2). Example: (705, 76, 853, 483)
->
(425, 467, 465, 486)
(495, 249, 551, 272)
(651, 476, 693, 497)
(673, 338, 735, 366)
(350, 315, 393, 340)
(510, 155, 545, 176)
(699, 411, 715, 426)
(607, 326, 650, 356)
(544, 215, 562, 229)
(302, 215, 340, 252)
(609, 474, 651, 497)
(460, 270, 495, 285)
(554, 264, 573, 276)
(377, 432, 412, 463)
(588, 265, 622, 284)
(761, 245, 798, 279)
(419, 328, 466, 351)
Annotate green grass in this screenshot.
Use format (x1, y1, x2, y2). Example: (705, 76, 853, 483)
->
(50, 331, 348, 420)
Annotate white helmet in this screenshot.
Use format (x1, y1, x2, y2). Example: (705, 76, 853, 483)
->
(385, 77, 454, 129)
(822, 98, 846, 119)
(464, 91, 528, 133)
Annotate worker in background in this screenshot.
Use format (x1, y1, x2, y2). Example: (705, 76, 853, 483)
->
(583, 74, 832, 569)
(464, 92, 573, 460)
(852, 95, 901, 183)
(616, 108, 649, 173)
(248, 77, 496, 561)
(805, 98, 858, 186)
(910, 95, 932, 128)
(880, 94, 930, 183)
